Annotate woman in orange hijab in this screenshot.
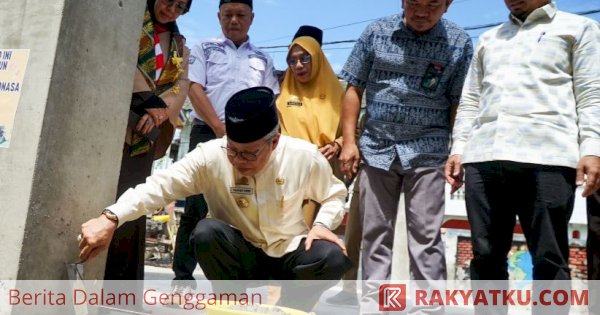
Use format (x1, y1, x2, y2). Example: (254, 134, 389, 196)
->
(276, 26, 345, 166)
(271, 26, 346, 306)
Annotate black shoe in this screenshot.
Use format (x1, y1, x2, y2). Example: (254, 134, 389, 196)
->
(324, 290, 358, 306)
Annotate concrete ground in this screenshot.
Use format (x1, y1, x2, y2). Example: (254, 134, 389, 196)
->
(142, 265, 365, 315)
(90, 265, 473, 315)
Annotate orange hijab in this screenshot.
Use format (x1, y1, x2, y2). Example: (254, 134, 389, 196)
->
(276, 36, 344, 147)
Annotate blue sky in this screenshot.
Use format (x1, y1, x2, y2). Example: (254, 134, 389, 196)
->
(177, 0, 600, 73)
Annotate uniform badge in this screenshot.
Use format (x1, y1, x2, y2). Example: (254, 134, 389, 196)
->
(236, 197, 250, 208)
(421, 63, 445, 92)
(275, 177, 285, 185)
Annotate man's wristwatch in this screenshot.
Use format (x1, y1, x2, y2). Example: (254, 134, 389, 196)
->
(101, 209, 119, 225)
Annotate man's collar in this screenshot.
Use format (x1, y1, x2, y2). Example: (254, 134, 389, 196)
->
(219, 34, 252, 49)
(509, 1, 556, 26)
(397, 16, 446, 38)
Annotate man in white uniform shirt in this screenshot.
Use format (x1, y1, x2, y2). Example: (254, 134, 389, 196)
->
(79, 87, 351, 311)
(174, 0, 280, 292)
(446, 0, 600, 283)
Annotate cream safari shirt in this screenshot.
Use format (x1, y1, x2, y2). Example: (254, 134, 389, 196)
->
(451, 2, 600, 167)
(107, 136, 347, 257)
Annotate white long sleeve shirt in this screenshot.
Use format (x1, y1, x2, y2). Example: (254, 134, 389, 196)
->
(451, 2, 600, 167)
(107, 135, 347, 257)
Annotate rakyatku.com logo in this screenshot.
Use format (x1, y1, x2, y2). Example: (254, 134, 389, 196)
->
(379, 284, 407, 312)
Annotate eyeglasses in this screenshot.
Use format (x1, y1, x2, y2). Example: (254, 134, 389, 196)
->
(405, 0, 444, 12)
(222, 141, 270, 161)
(286, 55, 312, 67)
(160, 0, 189, 14)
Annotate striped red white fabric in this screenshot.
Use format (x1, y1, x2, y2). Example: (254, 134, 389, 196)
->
(153, 32, 164, 82)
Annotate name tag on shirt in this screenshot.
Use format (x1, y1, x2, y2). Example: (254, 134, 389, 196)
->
(287, 96, 302, 107)
(230, 186, 254, 195)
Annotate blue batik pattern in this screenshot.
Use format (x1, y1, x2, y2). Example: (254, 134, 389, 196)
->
(341, 14, 473, 170)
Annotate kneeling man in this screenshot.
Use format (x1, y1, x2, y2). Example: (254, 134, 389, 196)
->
(78, 87, 351, 311)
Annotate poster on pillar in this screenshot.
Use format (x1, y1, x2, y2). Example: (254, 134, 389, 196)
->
(0, 49, 29, 149)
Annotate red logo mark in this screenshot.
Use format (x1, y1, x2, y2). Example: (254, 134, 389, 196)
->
(379, 284, 407, 312)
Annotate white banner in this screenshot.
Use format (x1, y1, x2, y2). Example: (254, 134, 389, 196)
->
(0, 49, 29, 149)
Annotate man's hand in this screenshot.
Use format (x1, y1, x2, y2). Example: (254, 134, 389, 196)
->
(319, 143, 339, 161)
(445, 154, 464, 194)
(339, 143, 360, 180)
(305, 225, 347, 256)
(78, 215, 118, 262)
(576, 155, 600, 197)
(212, 123, 226, 138)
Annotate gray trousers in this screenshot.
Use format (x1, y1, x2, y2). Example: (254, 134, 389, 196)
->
(341, 174, 362, 288)
(360, 163, 446, 314)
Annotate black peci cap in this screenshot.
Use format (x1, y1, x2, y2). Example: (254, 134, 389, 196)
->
(293, 25, 323, 46)
(225, 87, 278, 143)
(219, 0, 252, 9)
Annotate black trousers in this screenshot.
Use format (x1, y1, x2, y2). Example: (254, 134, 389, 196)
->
(104, 145, 155, 280)
(190, 219, 352, 311)
(589, 192, 600, 281)
(589, 193, 600, 315)
(464, 161, 576, 281)
(172, 121, 214, 286)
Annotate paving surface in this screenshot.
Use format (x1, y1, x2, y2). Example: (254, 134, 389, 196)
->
(91, 265, 474, 315)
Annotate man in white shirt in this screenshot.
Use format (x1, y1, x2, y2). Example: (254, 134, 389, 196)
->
(79, 87, 351, 311)
(174, 0, 280, 291)
(446, 0, 600, 282)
